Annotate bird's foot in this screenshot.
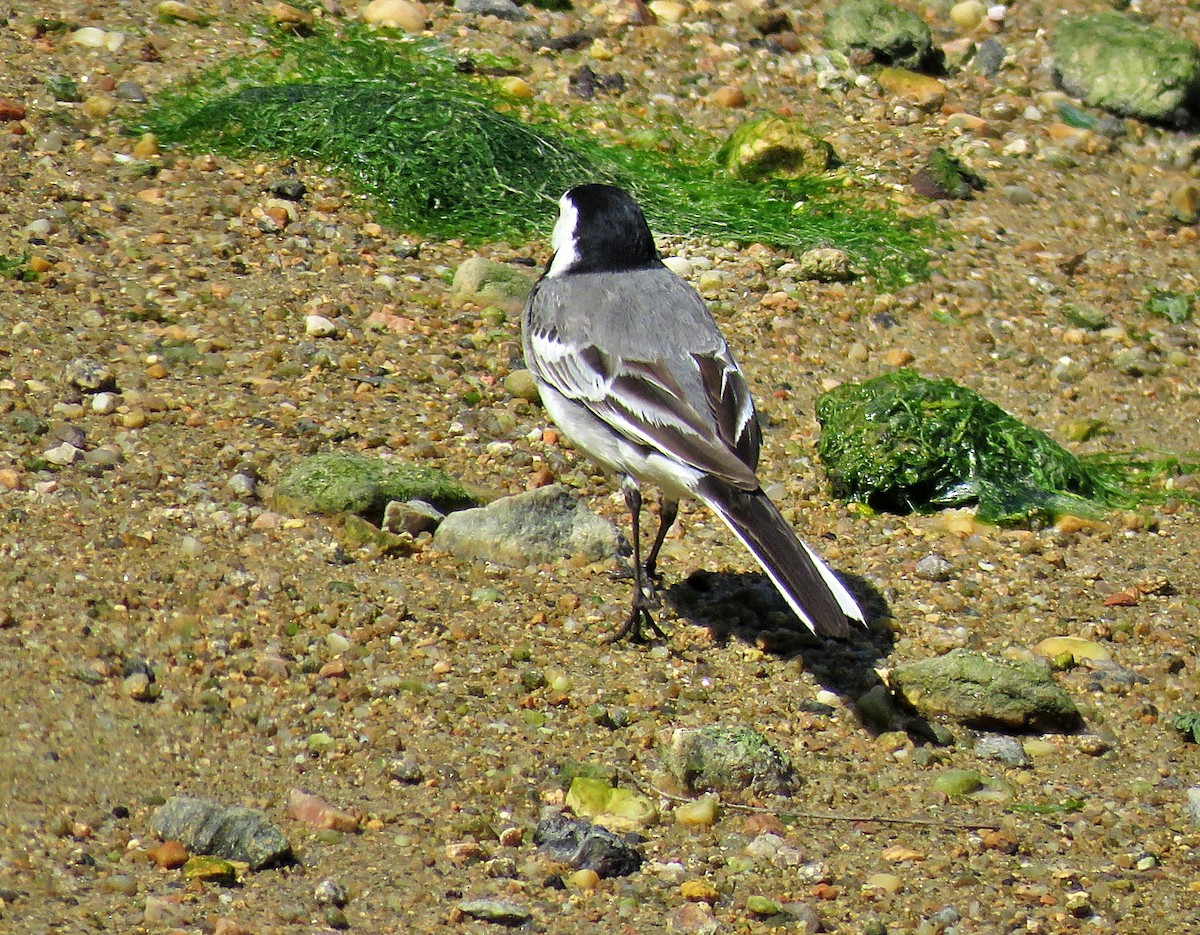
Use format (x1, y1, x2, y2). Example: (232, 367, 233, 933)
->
(605, 602, 668, 644)
(610, 560, 665, 587)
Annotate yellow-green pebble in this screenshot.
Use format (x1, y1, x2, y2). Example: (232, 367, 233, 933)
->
(674, 795, 718, 827)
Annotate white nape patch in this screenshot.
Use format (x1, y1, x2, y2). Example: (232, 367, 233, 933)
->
(545, 193, 579, 278)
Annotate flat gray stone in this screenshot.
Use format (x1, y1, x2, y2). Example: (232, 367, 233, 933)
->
(433, 484, 616, 566)
(890, 649, 1082, 733)
(1053, 12, 1200, 126)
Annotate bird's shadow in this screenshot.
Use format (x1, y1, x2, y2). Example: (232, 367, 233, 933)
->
(660, 568, 925, 738)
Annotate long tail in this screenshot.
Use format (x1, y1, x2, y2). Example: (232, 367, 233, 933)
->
(695, 478, 864, 638)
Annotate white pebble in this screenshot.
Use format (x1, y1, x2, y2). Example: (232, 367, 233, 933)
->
(661, 256, 693, 278)
(43, 442, 81, 466)
(70, 27, 108, 48)
(987, 4, 1006, 21)
(305, 314, 338, 337)
(181, 535, 203, 558)
(326, 632, 352, 654)
(92, 392, 119, 414)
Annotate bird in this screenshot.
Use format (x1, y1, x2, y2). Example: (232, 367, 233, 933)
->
(521, 183, 865, 642)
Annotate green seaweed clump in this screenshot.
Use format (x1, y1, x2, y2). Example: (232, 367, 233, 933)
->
(138, 23, 931, 284)
(815, 369, 1129, 526)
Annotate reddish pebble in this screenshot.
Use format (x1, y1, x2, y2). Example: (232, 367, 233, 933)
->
(287, 788, 361, 833)
(318, 659, 348, 678)
(0, 99, 25, 121)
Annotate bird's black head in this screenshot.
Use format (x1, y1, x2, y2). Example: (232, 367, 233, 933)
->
(545, 183, 662, 277)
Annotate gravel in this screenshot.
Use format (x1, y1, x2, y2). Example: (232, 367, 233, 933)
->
(3, 1, 1200, 932)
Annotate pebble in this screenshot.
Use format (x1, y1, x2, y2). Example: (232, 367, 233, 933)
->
(648, 0, 686, 23)
(457, 899, 531, 926)
(662, 255, 693, 278)
(92, 392, 119, 414)
(949, 0, 985, 32)
(147, 840, 188, 869)
(43, 442, 82, 466)
(314, 878, 349, 908)
(305, 314, 338, 337)
(711, 86, 747, 108)
(64, 357, 117, 393)
(885, 348, 915, 366)
(680, 879, 720, 903)
(864, 872, 903, 895)
(122, 671, 158, 701)
(675, 795, 718, 827)
(361, 0, 427, 30)
(914, 553, 953, 581)
(156, 1, 209, 24)
(975, 734, 1031, 767)
(932, 768, 984, 796)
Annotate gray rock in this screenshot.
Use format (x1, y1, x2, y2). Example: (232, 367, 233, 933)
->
(659, 725, 796, 798)
(889, 649, 1083, 732)
(43, 442, 82, 466)
(1186, 787, 1200, 826)
(823, 0, 939, 72)
(974, 733, 1031, 768)
(63, 356, 117, 393)
(914, 553, 953, 582)
(114, 80, 148, 102)
(149, 795, 293, 870)
(457, 898, 533, 925)
(433, 484, 616, 566)
(272, 453, 477, 518)
(974, 37, 1005, 78)
(794, 247, 851, 283)
(382, 498, 445, 536)
(532, 809, 643, 878)
(453, 0, 529, 20)
(1052, 12, 1200, 127)
(314, 878, 348, 908)
(452, 257, 533, 311)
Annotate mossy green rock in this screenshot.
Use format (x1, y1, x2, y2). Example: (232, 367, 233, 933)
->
(823, 0, 939, 72)
(181, 855, 238, 885)
(659, 725, 795, 798)
(452, 257, 534, 311)
(1052, 12, 1200, 126)
(931, 768, 984, 797)
(273, 453, 476, 518)
(890, 649, 1082, 732)
(719, 116, 835, 182)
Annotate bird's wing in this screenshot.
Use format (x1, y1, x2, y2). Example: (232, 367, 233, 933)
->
(524, 274, 760, 490)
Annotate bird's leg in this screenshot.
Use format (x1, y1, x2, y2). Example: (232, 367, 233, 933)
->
(643, 496, 678, 584)
(606, 481, 667, 643)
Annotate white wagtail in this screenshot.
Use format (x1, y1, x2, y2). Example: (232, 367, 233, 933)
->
(521, 183, 865, 642)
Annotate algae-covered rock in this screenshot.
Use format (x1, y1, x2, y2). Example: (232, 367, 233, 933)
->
(452, 256, 534, 311)
(911, 147, 986, 200)
(658, 725, 795, 798)
(1052, 12, 1200, 127)
(719, 116, 835, 182)
(272, 453, 477, 518)
(565, 776, 658, 832)
(815, 369, 1125, 527)
(889, 649, 1083, 732)
(823, 0, 940, 72)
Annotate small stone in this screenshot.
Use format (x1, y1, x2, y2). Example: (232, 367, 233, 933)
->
(746, 895, 783, 916)
(43, 442, 82, 466)
(648, 0, 686, 23)
(914, 553, 953, 581)
(304, 315, 337, 338)
(156, 1, 210, 24)
(496, 76, 534, 99)
(680, 879, 720, 903)
(150, 796, 293, 870)
(932, 768, 984, 796)
(122, 671, 159, 701)
(949, 0, 985, 32)
(885, 348, 915, 367)
(533, 810, 643, 878)
(452, 257, 533, 311)
(974, 734, 1031, 767)
(567, 868, 600, 890)
(182, 856, 238, 885)
(864, 872, 903, 895)
(361, 0, 427, 29)
(1170, 182, 1200, 224)
(1033, 636, 1111, 665)
(82, 95, 117, 119)
(132, 133, 160, 160)
(712, 86, 747, 108)
(147, 840, 188, 869)
(454, 0, 529, 21)
(457, 899, 531, 925)
(659, 726, 795, 798)
(503, 369, 540, 402)
(64, 357, 117, 393)
(794, 247, 851, 282)
(876, 67, 947, 111)
(675, 795, 719, 827)
(381, 498, 443, 535)
(912, 148, 986, 200)
(288, 789, 360, 833)
(314, 878, 349, 908)
(91, 392, 119, 414)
